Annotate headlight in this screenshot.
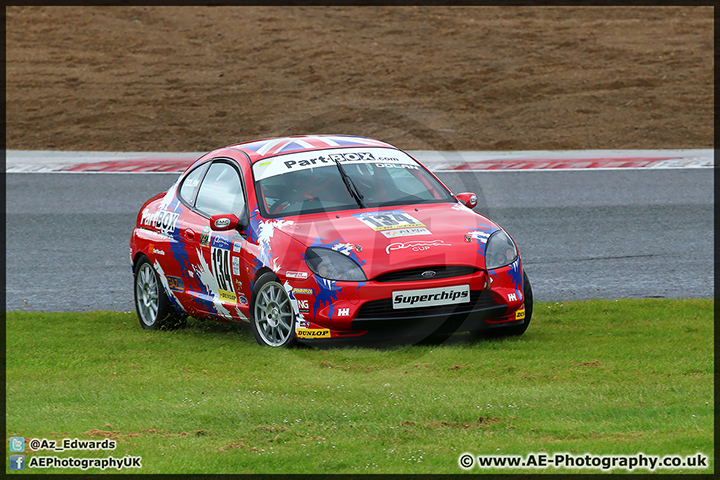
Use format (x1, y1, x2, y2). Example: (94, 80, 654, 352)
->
(485, 230, 518, 270)
(305, 247, 367, 282)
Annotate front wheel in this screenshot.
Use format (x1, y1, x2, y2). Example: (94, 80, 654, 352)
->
(250, 273, 297, 347)
(133, 257, 185, 330)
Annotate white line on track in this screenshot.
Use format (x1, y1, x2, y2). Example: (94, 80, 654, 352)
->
(5, 149, 714, 173)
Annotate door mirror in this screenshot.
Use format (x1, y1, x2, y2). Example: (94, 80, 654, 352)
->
(209, 213, 239, 231)
(456, 192, 478, 209)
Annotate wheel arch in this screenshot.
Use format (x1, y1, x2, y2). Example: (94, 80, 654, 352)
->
(133, 252, 149, 273)
(249, 270, 297, 347)
(254, 266, 277, 284)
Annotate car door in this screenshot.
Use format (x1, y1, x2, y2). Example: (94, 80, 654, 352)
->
(176, 159, 250, 321)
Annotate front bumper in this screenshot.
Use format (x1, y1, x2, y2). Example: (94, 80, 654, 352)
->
(290, 260, 526, 345)
(298, 295, 527, 347)
(351, 289, 508, 330)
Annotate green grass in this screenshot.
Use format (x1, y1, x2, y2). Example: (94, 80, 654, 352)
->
(5, 299, 714, 474)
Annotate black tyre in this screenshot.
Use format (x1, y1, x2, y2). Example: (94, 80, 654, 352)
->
(250, 273, 297, 347)
(133, 257, 185, 330)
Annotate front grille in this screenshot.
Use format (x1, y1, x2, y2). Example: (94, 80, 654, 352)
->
(372, 265, 477, 283)
(356, 290, 497, 319)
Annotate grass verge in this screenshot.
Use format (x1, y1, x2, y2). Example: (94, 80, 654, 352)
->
(5, 299, 714, 474)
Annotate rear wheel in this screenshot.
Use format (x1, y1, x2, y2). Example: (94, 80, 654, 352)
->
(134, 257, 185, 330)
(250, 273, 297, 347)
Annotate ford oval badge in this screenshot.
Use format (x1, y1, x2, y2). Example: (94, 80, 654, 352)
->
(421, 270, 436, 278)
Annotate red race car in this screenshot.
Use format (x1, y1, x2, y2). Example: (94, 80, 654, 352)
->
(130, 135, 532, 346)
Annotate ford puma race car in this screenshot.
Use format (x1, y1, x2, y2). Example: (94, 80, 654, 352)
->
(130, 135, 532, 346)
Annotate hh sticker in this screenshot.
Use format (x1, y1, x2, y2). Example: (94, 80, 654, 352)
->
(508, 291, 522, 302)
(296, 328, 331, 339)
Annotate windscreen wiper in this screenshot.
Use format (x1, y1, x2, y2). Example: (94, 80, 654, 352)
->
(332, 157, 366, 208)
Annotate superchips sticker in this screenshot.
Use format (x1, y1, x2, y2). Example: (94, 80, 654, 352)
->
(353, 210, 431, 238)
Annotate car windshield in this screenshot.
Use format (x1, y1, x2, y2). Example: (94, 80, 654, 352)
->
(253, 147, 455, 217)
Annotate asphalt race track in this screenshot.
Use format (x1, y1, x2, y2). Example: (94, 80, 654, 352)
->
(6, 168, 713, 312)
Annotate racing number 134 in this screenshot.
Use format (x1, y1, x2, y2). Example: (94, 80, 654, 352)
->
(364, 213, 414, 228)
(212, 248, 233, 292)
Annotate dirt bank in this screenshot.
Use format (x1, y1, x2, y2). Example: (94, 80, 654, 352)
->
(6, 6, 713, 152)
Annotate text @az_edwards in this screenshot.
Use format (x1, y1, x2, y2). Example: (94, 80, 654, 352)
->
(458, 452, 709, 472)
(26, 437, 116, 452)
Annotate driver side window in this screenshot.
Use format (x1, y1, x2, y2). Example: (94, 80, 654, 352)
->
(194, 162, 246, 217)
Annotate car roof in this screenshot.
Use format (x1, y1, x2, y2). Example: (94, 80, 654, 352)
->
(224, 135, 396, 163)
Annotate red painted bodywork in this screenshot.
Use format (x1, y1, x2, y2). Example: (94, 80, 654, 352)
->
(130, 136, 528, 342)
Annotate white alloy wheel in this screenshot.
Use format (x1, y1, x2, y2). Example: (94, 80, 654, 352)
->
(252, 277, 296, 347)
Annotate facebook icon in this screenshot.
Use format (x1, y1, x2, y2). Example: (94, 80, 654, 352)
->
(10, 454, 25, 470)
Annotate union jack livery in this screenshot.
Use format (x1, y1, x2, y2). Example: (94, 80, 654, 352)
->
(130, 135, 532, 346)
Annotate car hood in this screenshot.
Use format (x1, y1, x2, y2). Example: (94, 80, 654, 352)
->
(273, 202, 502, 279)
